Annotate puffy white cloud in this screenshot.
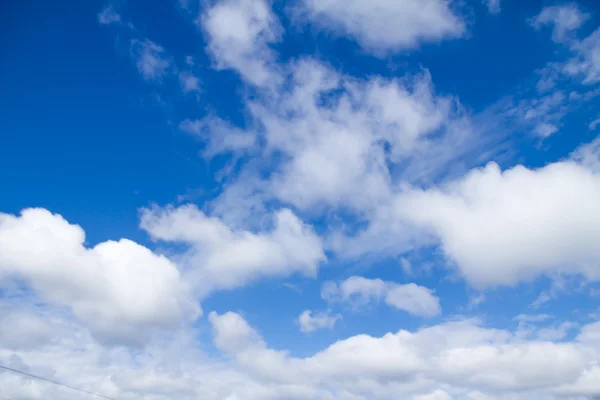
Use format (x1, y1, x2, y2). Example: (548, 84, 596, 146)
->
(207, 59, 473, 227)
(322, 276, 441, 318)
(530, 4, 589, 43)
(201, 0, 281, 86)
(295, 0, 465, 54)
(394, 146, 600, 288)
(4, 302, 600, 400)
(209, 311, 600, 399)
(140, 204, 325, 295)
(130, 39, 174, 82)
(297, 310, 341, 333)
(0, 208, 198, 345)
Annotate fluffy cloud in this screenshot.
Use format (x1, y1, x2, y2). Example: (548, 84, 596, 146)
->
(0, 208, 198, 345)
(322, 276, 441, 318)
(140, 204, 325, 295)
(208, 311, 600, 399)
(394, 143, 600, 288)
(297, 310, 341, 333)
(295, 0, 465, 54)
(201, 0, 281, 86)
(202, 59, 475, 232)
(530, 4, 588, 43)
(4, 306, 600, 400)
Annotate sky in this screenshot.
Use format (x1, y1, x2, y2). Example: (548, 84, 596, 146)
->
(1, 0, 600, 399)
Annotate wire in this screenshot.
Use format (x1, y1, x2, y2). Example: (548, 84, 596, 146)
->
(0, 364, 117, 400)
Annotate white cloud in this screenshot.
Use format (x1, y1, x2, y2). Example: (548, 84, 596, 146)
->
(4, 303, 600, 400)
(130, 39, 173, 82)
(97, 5, 121, 25)
(533, 122, 558, 137)
(565, 28, 600, 84)
(140, 204, 325, 296)
(179, 116, 257, 156)
(394, 143, 600, 288)
(201, 0, 281, 86)
(213, 60, 472, 223)
(209, 311, 600, 398)
(322, 276, 441, 318)
(179, 71, 200, 93)
(413, 390, 453, 400)
(296, 0, 465, 54)
(536, 322, 578, 341)
(0, 208, 198, 345)
(590, 117, 600, 130)
(483, 0, 501, 15)
(571, 135, 600, 173)
(502, 89, 569, 138)
(530, 5, 589, 43)
(0, 306, 55, 350)
(297, 310, 341, 333)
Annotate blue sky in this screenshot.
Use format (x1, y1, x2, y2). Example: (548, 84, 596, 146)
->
(2, 0, 600, 399)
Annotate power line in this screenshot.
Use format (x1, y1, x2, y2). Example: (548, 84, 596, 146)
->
(0, 364, 117, 400)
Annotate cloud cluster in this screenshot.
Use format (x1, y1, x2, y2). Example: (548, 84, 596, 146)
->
(5, 0, 600, 399)
(297, 310, 341, 333)
(0, 208, 199, 345)
(322, 276, 441, 318)
(295, 0, 465, 54)
(208, 311, 600, 399)
(394, 147, 600, 288)
(201, 0, 282, 86)
(140, 204, 325, 296)
(530, 4, 589, 43)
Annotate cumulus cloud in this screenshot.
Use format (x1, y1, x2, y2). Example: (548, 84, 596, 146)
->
(0, 208, 198, 345)
(394, 144, 600, 288)
(297, 310, 341, 333)
(201, 0, 281, 86)
(4, 307, 600, 400)
(201, 59, 476, 233)
(208, 311, 600, 399)
(530, 4, 589, 43)
(295, 0, 465, 54)
(140, 204, 325, 295)
(322, 276, 441, 318)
